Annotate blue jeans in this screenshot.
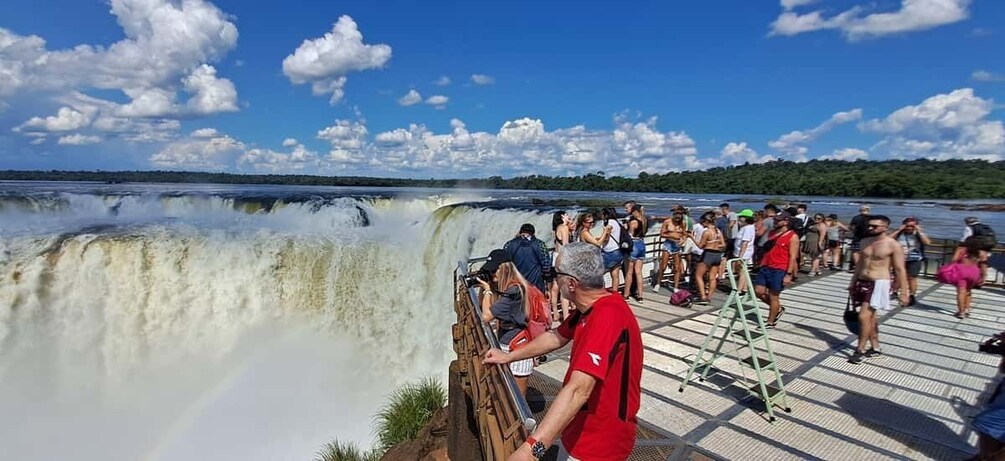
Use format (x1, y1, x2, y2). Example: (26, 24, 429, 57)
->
(602, 250, 624, 270)
(629, 239, 645, 260)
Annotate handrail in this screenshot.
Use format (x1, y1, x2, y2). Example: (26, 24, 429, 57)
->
(456, 260, 537, 431)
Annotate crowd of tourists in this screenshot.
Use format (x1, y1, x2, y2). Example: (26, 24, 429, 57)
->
(468, 200, 997, 461)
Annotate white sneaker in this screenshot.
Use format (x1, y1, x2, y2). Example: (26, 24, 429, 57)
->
(652, 284, 661, 293)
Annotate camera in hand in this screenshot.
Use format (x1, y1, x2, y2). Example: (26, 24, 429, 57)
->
(463, 270, 491, 288)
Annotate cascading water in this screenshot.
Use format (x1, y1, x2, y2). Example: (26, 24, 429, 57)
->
(0, 184, 556, 461)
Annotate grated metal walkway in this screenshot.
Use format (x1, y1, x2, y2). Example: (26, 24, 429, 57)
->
(529, 273, 1005, 460)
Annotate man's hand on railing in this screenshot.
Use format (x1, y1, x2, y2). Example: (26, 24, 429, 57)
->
(483, 348, 511, 365)
(507, 443, 536, 461)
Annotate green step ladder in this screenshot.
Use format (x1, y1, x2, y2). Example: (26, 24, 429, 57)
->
(678, 258, 791, 421)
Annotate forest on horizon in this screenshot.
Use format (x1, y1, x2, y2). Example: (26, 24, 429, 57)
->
(2, 159, 1003, 200)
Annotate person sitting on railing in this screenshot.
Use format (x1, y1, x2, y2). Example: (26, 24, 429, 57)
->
(476, 249, 541, 396)
(484, 242, 643, 461)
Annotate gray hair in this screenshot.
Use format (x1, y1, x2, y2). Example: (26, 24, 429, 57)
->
(557, 242, 605, 289)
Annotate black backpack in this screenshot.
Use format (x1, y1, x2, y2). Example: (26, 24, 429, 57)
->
(789, 217, 806, 237)
(971, 223, 998, 250)
(617, 222, 633, 254)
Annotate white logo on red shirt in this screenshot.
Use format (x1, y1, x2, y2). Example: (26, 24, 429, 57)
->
(588, 352, 601, 366)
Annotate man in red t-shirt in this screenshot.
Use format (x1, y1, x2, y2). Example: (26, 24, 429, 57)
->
(485, 242, 643, 461)
(754, 211, 800, 327)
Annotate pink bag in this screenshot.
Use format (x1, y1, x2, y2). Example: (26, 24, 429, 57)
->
(669, 288, 693, 308)
(937, 263, 961, 285)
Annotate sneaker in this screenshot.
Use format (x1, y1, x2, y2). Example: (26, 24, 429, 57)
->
(864, 348, 882, 359)
(848, 350, 866, 364)
(652, 284, 661, 294)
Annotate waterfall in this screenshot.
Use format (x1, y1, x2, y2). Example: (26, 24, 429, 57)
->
(0, 187, 556, 460)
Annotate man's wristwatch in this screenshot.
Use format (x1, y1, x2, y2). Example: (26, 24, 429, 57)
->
(525, 436, 547, 459)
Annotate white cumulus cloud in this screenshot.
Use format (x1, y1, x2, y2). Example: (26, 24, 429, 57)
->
(191, 128, 220, 138)
(151, 131, 245, 170)
(781, 0, 819, 10)
(2, 0, 240, 149)
(859, 88, 1003, 161)
(821, 148, 869, 161)
(768, 108, 863, 160)
(470, 74, 495, 85)
(317, 119, 369, 164)
(282, 16, 391, 105)
(433, 76, 451, 86)
(363, 114, 705, 177)
(16, 106, 91, 132)
(398, 89, 422, 106)
(424, 95, 449, 108)
(770, 0, 971, 41)
(721, 142, 775, 164)
(57, 134, 102, 146)
(972, 70, 1005, 82)
(183, 64, 239, 115)
(238, 139, 319, 172)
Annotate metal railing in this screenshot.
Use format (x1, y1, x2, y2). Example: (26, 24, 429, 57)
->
(450, 261, 535, 460)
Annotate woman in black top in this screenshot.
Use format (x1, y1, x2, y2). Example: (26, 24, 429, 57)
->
(623, 205, 649, 302)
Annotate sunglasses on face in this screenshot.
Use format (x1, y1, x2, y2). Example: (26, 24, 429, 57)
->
(867, 224, 886, 229)
(555, 270, 579, 281)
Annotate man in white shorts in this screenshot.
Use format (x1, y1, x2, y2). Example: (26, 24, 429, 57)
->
(848, 215, 909, 365)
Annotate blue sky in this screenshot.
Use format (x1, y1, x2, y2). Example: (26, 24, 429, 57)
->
(0, 0, 1003, 178)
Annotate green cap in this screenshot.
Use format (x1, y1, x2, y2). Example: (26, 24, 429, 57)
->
(738, 209, 755, 218)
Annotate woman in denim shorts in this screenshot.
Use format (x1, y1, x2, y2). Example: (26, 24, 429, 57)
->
(623, 205, 649, 301)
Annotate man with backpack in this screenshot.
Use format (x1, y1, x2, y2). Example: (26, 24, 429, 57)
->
(958, 217, 997, 286)
(504, 223, 553, 294)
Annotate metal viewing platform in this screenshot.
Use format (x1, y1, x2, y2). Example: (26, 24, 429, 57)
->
(529, 271, 1004, 460)
(449, 235, 1004, 460)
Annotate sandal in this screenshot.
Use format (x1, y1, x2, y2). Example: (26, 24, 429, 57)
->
(775, 307, 786, 324)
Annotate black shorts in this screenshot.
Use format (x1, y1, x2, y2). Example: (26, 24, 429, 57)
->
(828, 240, 840, 249)
(906, 259, 922, 278)
(701, 251, 723, 266)
(850, 240, 861, 252)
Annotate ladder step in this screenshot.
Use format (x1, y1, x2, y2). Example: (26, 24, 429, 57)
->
(750, 383, 786, 400)
(732, 330, 765, 342)
(744, 311, 765, 323)
(741, 355, 774, 369)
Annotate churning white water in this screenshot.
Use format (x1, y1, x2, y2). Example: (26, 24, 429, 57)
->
(0, 184, 556, 460)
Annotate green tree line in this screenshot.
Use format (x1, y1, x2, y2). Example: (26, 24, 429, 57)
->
(2, 158, 1003, 199)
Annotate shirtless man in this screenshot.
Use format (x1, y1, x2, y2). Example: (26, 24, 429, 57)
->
(848, 215, 909, 364)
